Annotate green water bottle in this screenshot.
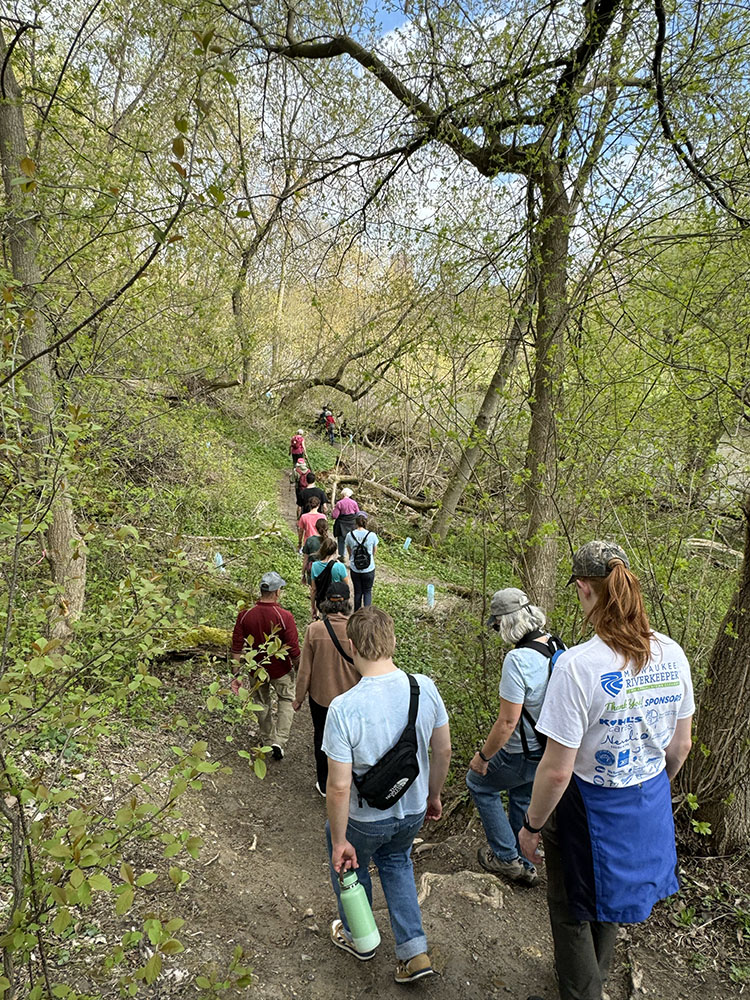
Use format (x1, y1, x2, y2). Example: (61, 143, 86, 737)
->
(339, 870, 381, 952)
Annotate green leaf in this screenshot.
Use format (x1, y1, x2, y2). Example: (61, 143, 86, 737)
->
(174, 116, 189, 134)
(159, 939, 184, 955)
(52, 907, 72, 934)
(195, 977, 212, 989)
(88, 872, 112, 891)
(172, 136, 185, 159)
(144, 952, 162, 985)
(253, 757, 266, 780)
(115, 885, 134, 915)
(135, 871, 158, 887)
(120, 862, 135, 885)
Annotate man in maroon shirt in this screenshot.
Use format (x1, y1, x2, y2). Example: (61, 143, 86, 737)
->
(232, 572, 301, 760)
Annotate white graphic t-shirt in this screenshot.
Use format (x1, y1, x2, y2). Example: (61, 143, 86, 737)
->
(536, 632, 694, 787)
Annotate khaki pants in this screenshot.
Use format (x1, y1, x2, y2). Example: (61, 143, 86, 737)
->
(256, 671, 296, 748)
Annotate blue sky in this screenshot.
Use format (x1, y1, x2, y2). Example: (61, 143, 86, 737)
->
(366, 2, 407, 35)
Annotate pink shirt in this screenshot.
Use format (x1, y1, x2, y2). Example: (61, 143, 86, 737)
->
(299, 510, 327, 542)
(332, 496, 359, 518)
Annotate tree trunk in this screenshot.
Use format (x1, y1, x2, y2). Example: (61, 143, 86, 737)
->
(430, 310, 528, 542)
(0, 28, 86, 638)
(685, 493, 750, 851)
(521, 163, 569, 611)
(232, 247, 252, 385)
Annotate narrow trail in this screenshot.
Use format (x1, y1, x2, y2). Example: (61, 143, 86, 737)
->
(167, 474, 721, 1000)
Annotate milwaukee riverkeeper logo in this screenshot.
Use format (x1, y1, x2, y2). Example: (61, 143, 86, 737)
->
(600, 672, 624, 697)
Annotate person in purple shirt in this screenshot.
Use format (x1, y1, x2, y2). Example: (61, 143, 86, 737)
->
(332, 488, 360, 558)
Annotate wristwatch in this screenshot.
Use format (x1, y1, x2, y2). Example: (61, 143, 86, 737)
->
(522, 811, 543, 834)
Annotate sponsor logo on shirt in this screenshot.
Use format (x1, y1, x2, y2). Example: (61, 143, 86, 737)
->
(600, 672, 624, 696)
(599, 716, 643, 726)
(595, 750, 616, 766)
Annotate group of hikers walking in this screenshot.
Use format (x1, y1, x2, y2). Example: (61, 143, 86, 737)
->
(290, 429, 378, 615)
(229, 431, 694, 999)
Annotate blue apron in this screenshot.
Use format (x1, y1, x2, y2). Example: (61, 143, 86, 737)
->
(556, 769, 679, 923)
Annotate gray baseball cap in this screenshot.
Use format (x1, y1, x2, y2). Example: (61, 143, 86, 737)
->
(567, 541, 630, 584)
(260, 571, 286, 592)
(487, 588, 530, 626)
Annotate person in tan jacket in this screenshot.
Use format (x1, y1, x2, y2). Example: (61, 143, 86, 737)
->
(293, 581, 359, 796)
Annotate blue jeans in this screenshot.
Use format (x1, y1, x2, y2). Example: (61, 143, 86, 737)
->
(326, 811, 427, 960)
(465, 748, 541, 863)
(351, 570, 374, 610)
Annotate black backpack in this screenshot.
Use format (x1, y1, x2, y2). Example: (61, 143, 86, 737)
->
(353, 674, 420, 810)
(351, 530, 372, 571)
(313, 561, 336, 609)
(513, 631, 567, 759)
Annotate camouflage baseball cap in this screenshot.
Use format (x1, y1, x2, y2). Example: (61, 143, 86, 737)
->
(567, 541, 630, 584)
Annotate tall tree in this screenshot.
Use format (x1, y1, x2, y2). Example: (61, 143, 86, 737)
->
(231, 0, 641, 605)
(686, 493, 750, 850)
(0, 25, 85, 638)
(229, 0, 750, 604)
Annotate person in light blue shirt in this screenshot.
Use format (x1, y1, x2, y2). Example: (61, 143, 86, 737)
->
(466, 587, 557, 886)
(322, 606, 451, 983)
(344, 513, 378, 610)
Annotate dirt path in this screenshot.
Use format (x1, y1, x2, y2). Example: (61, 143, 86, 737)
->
(165, 475, 728, 999)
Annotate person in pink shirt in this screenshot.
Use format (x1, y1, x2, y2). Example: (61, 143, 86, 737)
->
(332, 487, 360, 558)
(298, 496, 328, 548)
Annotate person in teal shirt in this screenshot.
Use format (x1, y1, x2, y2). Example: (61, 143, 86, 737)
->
(311, 537, 349, 616)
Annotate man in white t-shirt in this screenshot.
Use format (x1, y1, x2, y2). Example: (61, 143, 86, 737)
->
(322, 606, 451, 984)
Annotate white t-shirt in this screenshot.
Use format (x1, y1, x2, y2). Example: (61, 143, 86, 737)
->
(322, 669, 449, 821)
(536, 631, 694, 788)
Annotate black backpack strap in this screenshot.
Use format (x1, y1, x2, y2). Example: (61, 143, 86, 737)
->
(406, 673, 419, 728)
(323, 616, 354, 664)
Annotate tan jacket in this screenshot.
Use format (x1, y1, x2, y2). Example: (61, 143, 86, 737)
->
(296, 613, 360, 708)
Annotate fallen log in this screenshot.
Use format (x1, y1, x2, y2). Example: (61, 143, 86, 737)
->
(154, 626, 232, 663)
(327, 476, 437, 512)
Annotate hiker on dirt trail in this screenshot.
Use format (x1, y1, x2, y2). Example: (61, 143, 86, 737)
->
(322, 606, 452, 983)
(311, 537, 349, 618)
(298, 497, 327, 549)
(466, 588, 565, 888)
(332, 487, 359, 559)
(297, 471, 329, 517)
(290, 428, 307, 467)
(291, 457, 310, 499)
(231, 571, 301, 762)
(519, 541, 694, 1000)
(302, 517, 330, 582)
(345, 513, 378, 610)
(325, 410, 336, 445)
(292, 581, 358, 798)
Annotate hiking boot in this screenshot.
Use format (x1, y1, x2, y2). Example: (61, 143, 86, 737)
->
(271, 744, 284, 760)
(330, 919, 375, 961)
(315, 781, 326, 798)
(394, 953, 434, 983)
(477, 845, 538, 885)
